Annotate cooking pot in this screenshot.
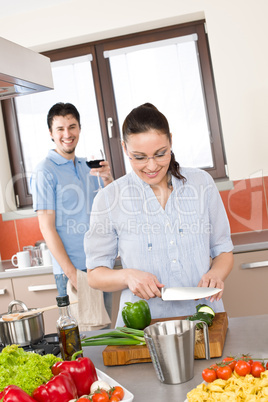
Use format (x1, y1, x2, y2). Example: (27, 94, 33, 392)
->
(0, 300, 45, 346)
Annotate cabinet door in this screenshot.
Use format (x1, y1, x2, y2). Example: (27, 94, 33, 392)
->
(0, 278, 15, 309)
(12, 274, 58, 334)
(222, 250, 268, 317)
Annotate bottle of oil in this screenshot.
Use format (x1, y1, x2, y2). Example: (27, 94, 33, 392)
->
(56, 295, 83, 361)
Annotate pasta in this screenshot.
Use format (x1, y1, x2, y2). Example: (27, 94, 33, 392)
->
(187, 370, 268, 401)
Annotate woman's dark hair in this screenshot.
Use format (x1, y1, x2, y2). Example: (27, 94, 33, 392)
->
(47, 102, 81, 130)
(122, 103, 185, 182)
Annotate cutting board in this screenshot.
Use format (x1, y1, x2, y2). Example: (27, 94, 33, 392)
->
(102, 312, 228, 366)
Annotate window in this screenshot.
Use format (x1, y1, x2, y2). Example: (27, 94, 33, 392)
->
(2, 20, 226, 208)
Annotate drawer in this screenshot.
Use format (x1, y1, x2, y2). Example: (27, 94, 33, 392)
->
(12, 274, 59, 334)
(0, 278, 15, 309)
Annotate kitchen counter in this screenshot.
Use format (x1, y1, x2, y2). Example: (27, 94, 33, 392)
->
(232, 230, 268, 253)
(0, 260, 53, 278)
(81, 314, 268, 401)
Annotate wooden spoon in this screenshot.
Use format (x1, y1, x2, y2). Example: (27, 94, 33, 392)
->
(1, 300, 78, 321)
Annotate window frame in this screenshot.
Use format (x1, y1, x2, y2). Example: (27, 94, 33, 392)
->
(2, 19, 227, 208)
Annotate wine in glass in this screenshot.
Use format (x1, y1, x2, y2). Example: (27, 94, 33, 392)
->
(86, 149, 105, 191)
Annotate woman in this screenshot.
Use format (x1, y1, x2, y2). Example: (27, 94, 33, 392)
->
(84, 103, 233, 326)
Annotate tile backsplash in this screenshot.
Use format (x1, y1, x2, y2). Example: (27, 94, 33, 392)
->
(0, 175, 267, 260)
(0, 215, 43, 261)
(220, 176, 268, 233)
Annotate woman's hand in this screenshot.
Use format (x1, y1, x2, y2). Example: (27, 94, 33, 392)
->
(90, 160, 113, 186)
(198, 251, 234, 302)
(125, 269, 164, 300)
(198, 272, 224, 302)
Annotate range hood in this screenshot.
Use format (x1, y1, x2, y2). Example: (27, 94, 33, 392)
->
(0, 36, 54, 99)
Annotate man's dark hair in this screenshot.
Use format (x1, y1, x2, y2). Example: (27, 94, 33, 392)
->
(47, 102, 81, 130)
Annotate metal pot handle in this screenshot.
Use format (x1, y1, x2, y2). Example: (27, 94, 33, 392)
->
(194, 320, 210, 360)
(8, 300, 29, 314)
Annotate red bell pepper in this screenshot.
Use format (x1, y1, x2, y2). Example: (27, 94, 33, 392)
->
(32, 371, 78, 402)
(0, 385, 36, 401)
(51, 351, 98, 397)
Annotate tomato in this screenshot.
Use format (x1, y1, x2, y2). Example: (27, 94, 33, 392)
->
(222, 357, 236, 371)
(110, 397, 120, 402)
(110, 386, 124, 401)
(266, 362, 268, 370)
(241, 354, 253, 365)
(251, 361, 265, 378)
(77, 399, 89, 402)
(235, 360, 251, 376)
(92, 389, 109, 402)
(202, 368, 217, 383)
(216, 365, 232, 381)
(210, 363, 218, 370)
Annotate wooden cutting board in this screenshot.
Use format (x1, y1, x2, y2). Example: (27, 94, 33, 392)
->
(102, 312, 228, 366)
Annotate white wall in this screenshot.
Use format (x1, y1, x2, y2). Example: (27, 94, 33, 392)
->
(0, 0, 267, 181)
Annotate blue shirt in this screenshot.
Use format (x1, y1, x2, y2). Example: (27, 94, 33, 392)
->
(85, 167, 233, 326)
(31, 149, 100, 274)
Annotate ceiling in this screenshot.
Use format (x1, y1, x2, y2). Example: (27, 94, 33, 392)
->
(0, 0, 69, 18)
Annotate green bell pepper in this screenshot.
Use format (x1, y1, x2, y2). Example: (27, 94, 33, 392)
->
(122, 300, 151, 330)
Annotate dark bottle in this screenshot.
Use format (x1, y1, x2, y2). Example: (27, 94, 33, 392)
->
(56, 295, 83, 361)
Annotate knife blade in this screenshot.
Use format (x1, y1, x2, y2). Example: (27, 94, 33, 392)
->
(161, 287, 222, 301)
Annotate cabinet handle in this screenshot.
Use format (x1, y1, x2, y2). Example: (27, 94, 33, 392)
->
(28, 284, 57, 292)
(241, 261, 268, 269)
(0, 288, 6, 295)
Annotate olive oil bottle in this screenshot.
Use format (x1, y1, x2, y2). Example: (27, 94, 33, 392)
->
(56, 295, 83, 361)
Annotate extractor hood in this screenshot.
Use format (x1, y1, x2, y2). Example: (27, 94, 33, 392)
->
(0, 36, 54, 99)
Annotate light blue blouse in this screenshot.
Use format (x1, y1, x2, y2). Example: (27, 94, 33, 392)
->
(85, 167, 233, 326)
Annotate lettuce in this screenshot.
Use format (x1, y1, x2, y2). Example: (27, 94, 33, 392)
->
(0, 344, 62, 395)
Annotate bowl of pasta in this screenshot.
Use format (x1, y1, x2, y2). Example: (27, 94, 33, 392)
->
(186, 354, 268, 401)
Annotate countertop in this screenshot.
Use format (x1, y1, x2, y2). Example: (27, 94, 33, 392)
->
(0, 260, 53, 278)
(232, 230, 268, 253)
(81, 314, 268, 401)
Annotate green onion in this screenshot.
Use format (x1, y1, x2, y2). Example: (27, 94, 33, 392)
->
(81, 327, 146, 347)
(81, 338, 145, 346)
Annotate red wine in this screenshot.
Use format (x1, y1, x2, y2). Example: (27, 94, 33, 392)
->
(86, 159, 104, 168)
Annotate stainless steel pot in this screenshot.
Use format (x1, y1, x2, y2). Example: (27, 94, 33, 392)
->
(0, 300, 45, 346)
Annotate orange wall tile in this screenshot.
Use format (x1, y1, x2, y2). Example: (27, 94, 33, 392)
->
(220, 176, 268, 233)
(0, 216, 43, 260)
(15, 217, 43, 251)
(0, 215, 19, 260)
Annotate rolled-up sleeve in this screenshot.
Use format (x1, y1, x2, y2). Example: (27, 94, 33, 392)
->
(206, 173, 233, 258)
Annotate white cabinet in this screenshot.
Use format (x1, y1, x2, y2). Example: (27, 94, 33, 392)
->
(222, 250, 268, 317)
(12, 274, 59, 334)
(0, 278, 15, 308)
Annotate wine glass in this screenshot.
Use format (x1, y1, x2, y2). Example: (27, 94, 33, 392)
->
(86, 149, 105, 192)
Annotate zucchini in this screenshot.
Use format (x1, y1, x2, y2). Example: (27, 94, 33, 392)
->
(196, 304, 215, 317)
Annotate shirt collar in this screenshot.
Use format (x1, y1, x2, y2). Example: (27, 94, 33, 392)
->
(48, 149, 81, 166)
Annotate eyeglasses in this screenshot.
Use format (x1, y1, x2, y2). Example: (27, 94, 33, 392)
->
(127, 150, 172, 165)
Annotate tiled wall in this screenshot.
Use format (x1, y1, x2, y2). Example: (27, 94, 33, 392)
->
(0, 215, 43, 261)
(0, 176, 267, 260)
(220, 176, 268, 233)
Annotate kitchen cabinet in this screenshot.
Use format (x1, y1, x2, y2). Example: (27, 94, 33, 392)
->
(12, 274, 58, 333)
(0, 278, 15, 307)
(0, 109, 15, 213)
(222, 249, 268, 317)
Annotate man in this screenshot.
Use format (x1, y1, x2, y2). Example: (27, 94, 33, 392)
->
(31, 102, 113, 296)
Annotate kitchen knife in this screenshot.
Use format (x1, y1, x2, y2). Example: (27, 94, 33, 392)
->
(161, 287, 222, 301)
